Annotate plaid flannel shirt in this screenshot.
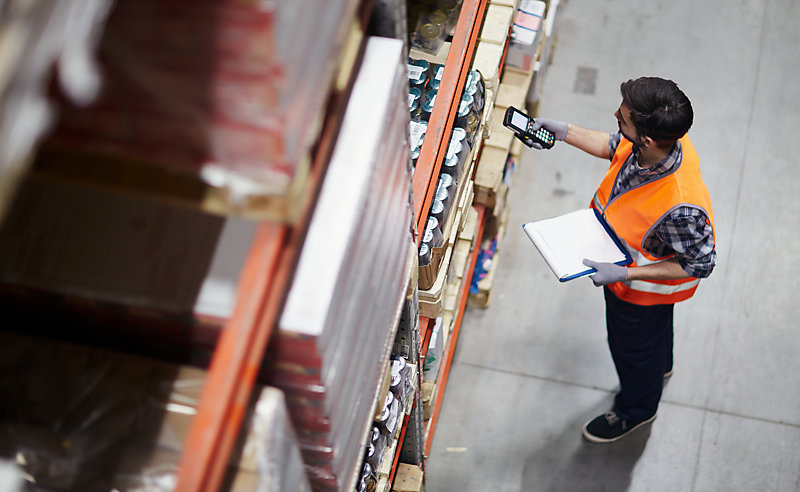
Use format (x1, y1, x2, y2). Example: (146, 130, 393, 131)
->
(607, 132, 716, 278)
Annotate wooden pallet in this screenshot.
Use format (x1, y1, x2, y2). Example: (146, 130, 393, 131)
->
(392, 464, 424, 492)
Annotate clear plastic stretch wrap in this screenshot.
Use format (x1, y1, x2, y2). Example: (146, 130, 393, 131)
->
(44, 0, 355, 203)
(0, 0, 111, 222)
(226, 387, 312, 492)
(267, 36, 413, 492)
(0, 331, 309, 491)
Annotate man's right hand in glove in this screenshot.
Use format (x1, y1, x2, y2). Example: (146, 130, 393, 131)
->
(529, 118, 569, 149)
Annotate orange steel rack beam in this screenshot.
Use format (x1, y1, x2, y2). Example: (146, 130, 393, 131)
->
(175, 222, 286, 492)
(412, 0, 488, 242)
(424, 204, 486, 455)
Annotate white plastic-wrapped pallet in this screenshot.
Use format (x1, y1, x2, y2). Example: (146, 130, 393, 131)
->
(272, 36, 414, 492)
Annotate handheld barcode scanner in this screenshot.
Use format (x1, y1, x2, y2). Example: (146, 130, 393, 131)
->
(503, 106, 556, 149)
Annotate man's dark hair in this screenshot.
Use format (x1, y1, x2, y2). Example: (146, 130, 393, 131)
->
(620, 77, 693, 143)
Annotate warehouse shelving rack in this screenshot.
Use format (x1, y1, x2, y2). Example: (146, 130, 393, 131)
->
(0, 0, 529, 489)
(409, 0, 490, 464)
(411, 0, 487, 235)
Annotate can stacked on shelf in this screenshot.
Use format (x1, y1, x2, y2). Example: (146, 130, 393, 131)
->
(408, 0, 465, 54)
(407, 54, 485, 266)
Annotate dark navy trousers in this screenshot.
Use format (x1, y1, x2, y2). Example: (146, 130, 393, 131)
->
(603, 286, 674, 423)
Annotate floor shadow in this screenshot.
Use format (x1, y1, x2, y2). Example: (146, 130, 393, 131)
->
(521, 398, 652, 492)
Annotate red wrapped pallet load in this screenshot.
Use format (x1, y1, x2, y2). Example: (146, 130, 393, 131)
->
(44, 0, 349, 207)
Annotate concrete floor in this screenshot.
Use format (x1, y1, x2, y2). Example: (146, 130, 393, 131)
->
(426, 0, 800, 490)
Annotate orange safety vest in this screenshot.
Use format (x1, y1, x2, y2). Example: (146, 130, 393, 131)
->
(591, 135, 715, 306)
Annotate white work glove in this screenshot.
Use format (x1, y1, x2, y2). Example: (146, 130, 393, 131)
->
(583, 259, 627, 287)
(532, 118, 569, 140)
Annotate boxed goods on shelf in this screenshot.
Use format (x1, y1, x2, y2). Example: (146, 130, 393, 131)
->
(478, 4, 515, 46)
(525, 0, 560, 114)
(469, 204, 511, 308)
(264, 37, 414, 492)
(505, 0, 547, 72)
(422, 317, 445, 385)
(399, 403, 425, 465)
(226, 387, 313, 492)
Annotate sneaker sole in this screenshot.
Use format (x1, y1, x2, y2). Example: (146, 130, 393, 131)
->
(582, 413, 658, 444)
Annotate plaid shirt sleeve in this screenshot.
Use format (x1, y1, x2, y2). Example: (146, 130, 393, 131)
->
(645, 207, 716, 278)
(608, 131, 622, 160)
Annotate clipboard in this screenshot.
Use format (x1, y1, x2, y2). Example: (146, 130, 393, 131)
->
(522, 208, 632, 282)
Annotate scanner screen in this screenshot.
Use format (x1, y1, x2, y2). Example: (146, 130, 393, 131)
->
(511, 111, 529, 132)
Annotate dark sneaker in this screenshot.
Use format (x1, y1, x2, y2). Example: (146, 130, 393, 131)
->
(664, 367, 674, 378)
(582, 411, 657, 443)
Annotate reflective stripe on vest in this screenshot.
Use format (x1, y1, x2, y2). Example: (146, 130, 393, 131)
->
(591, 135, 715, 306)
(627, 278, 700, 295)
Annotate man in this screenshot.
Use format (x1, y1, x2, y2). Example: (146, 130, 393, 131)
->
(532, 77, 716, 443)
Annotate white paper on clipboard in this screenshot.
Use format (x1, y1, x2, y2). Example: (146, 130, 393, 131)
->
(522, 208, 631, 282)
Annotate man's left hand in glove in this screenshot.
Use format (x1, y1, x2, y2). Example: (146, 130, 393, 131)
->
(583, 259, 627, 287)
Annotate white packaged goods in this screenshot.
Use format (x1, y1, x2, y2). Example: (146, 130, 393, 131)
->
(270, 36, 415, 492)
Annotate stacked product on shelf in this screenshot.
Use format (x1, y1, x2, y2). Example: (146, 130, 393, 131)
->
(265, 37, 415, 492)
(355, 354, 416, 492)
(0, 331, 310, 491)
(0, 0, 384, 357)
(470, 151, 515, 304)
(37, 0, 360, 210)
(505, 0, 547, 72)
(471, 0, 560, 307)
(407, 0, 464, 54)
(525, 0, 561, 115)
(408, 58, 485, 289)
